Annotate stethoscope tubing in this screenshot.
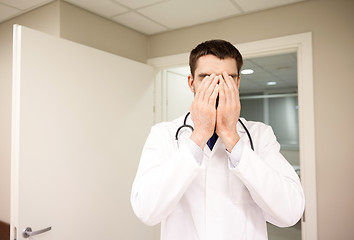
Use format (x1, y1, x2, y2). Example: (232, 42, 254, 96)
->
(175, 112, 194, 140)
(175, 112, 254, 151)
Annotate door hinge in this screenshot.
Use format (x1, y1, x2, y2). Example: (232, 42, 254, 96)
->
(13, 226, 17, 240)
(302, 208, 306, 222)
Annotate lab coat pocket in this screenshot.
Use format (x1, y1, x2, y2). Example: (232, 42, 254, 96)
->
(228, 173, 254, 204)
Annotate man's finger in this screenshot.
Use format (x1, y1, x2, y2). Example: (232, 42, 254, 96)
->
(204, 75, 219, 101)
(218, 76, 226, 106)
(223, 72, 237, 91)
(222, 73, 237, 103)
(195, 75, 209, 99)
(209, 83, 219, 107)
(195, 73, 216, 100)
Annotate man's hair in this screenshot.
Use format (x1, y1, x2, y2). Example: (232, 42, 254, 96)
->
(189, 39, 243, 77)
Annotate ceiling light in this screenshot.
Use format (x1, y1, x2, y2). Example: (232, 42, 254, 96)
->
(267, 81, 277, 86)
(241, 69, 254, 75)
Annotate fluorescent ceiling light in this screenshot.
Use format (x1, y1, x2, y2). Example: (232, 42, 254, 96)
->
(241, 69, 254, 75)
(267, 81, 277, 86)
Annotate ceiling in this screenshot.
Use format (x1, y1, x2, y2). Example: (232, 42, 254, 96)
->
(0, 0, 305, 35)
(168, 52, 298, 94)
(0, 0, 300, 92)
(239, 52, 298, 93)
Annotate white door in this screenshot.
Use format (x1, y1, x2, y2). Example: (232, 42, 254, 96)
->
(11, 25, 154, 240)
(165, 69, 193, 121)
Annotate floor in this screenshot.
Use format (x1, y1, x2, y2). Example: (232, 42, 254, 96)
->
(267, 221, 301, 240)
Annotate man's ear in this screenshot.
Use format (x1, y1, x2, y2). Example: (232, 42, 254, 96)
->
(188, 74, 194, 92)
(237, 76, 241, 89)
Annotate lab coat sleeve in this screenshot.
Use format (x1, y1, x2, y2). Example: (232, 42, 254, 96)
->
(131, 124, 203, 226)
(230, 124, 305, 227)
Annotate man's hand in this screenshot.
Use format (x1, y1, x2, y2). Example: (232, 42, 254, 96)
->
(216, 72, 241, 152)
(190, 73, 219, 149)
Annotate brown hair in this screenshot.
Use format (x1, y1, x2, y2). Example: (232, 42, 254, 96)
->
(189, 39, 243, 77)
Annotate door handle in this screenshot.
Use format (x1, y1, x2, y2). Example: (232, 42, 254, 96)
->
(23, 226, 52, 238)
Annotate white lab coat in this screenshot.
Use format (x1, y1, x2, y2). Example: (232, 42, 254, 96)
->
(131, 114, 305, 240)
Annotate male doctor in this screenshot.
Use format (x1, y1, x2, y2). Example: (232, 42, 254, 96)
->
(131, 39, 305, 240)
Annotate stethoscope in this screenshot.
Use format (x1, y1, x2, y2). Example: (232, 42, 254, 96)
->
(175, 112, 254, 151)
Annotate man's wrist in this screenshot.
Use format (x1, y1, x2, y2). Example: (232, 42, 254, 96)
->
(221, 132, 240, 152)
(190, 130, 209, 149)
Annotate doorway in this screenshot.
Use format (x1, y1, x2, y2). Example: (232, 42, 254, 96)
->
(162, 52, 301, 240)
(240, 53, 301, 240)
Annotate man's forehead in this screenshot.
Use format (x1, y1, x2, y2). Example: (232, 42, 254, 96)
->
(195, 55, 237, 74)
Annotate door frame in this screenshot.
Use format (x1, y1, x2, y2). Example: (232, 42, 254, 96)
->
(148, 32, 317, 240)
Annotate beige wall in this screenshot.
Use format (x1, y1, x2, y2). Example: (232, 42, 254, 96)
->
(60, 1, 148, 63)
(147, 0, 354, 239)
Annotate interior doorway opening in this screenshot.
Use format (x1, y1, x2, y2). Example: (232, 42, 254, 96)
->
(162, 52, 301, 240)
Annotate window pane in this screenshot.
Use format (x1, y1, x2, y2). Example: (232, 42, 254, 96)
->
(240, 98, 264, 122)
(269, 96, 299, 148)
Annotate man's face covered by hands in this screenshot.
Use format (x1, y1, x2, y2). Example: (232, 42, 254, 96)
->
(188, 54, 240, 97)
(187, 54, 242, 152)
